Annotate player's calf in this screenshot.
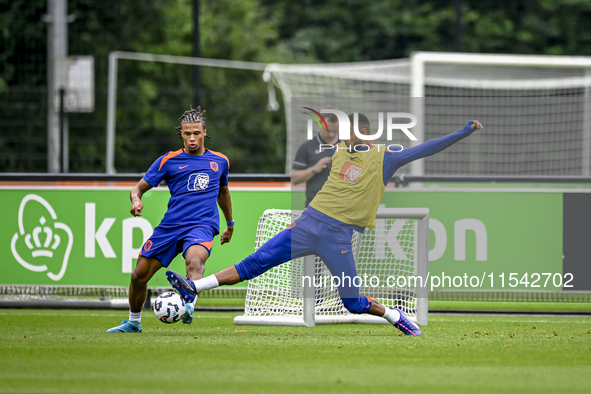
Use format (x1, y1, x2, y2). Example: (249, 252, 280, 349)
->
(341, 296, 372, 314)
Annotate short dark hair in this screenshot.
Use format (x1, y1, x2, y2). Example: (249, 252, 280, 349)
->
(348, 112, 370, 131)
(176, 105, 210, 139)
(322, 106, 339, 123)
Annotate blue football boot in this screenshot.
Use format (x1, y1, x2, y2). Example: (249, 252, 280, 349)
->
(393, 309, 422, 336)
(106, 320, 142, 333)
(182, 303, 195, 325)
(166, 270, 198, 303)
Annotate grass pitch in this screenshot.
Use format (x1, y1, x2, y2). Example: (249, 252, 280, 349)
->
(1, 309, 590, 394)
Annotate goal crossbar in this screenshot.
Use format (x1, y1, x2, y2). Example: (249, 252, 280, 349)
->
(409, 52, 591, 176)
(106, 51, 268, 175)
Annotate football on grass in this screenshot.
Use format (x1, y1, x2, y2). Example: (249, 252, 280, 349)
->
(153, 291, 186, 324)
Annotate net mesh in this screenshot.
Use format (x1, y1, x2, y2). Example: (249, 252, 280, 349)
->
(0, 285, 246, 300)
(1, 285, 589, 304)
(267, 59, 591, 176)
(242, 209, 420, 321)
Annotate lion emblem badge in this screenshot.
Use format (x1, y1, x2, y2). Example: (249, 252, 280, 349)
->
(339, 161, 363, 184)
(188, 173, 210, 191)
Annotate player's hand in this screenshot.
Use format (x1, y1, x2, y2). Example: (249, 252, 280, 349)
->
(221, 226, 233, 245)
(130, 199, 143, 216)
(471, 120, 483, 130)
(312, 157, 332, 174)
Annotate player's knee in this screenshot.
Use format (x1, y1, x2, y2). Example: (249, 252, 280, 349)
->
(131, 269, 149, 285)
(236, 251, 270, 280)
(342, 297, 370, 314)
(236, 255, 262, 280)
(185, 255, 205, 271)
(131, 256, 159, 284)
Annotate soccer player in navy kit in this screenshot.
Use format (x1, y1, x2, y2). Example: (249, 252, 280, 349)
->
(168, 114, 483, 336)
(107, 106, 234, 333)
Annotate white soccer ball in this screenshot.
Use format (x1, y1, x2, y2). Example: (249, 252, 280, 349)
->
(153, 291, 186, 324)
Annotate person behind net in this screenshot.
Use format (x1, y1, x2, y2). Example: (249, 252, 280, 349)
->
(291, 108, 341, 305)
(166, 114, 483, 335)
(107, 106, 235, 333)
(291, 108, 340, 207)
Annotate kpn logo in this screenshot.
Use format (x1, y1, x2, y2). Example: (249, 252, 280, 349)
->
(10, 194, 73, 281)
(301, 107, 418, 151)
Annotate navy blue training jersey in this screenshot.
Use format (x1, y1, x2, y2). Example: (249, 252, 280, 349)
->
(143, 148, 229, 233)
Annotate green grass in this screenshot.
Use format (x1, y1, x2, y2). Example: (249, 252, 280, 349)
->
(429, 300, 591, 312)
(196, 297, 591, 312)
(196, 297, 246, 307)
(1, 309, 590, 394)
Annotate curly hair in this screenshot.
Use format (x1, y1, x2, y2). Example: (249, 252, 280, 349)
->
(176, 106, 210, 139)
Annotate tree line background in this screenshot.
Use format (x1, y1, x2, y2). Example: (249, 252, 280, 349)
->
(2, 0, 591, 173)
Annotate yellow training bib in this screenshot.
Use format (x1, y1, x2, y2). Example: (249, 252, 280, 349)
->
(309, 143, 386, 229)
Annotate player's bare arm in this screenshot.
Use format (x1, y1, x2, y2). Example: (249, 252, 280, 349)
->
(290, 156, 332, 184)
(129, 179, 153, 217)
(217, 185, 234, 245)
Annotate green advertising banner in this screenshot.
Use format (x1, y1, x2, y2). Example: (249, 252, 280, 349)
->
(381, 191, 563, 291)
(1, 188, 293, 288)
(1, 188, 564, 290)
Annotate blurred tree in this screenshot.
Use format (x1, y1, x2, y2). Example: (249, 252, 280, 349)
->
(0, 0, 47, 88)
(262, 0, 591, 62)
(68, 0, 290, 173)
(3, 0, 591, 172)
(0, 0, 47, 171)
(0, 0, 290, 173)
(461, 0, 591, 55)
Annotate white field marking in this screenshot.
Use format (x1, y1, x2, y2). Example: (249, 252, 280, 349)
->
(1, 311, 587, 323)
(0, 388, 159, 394)
(0, 311, 236, 318)
(428, 317, 591, 324)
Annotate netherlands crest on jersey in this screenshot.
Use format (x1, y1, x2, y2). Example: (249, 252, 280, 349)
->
(339, 161, 363, 184)
(188, 173, 210, 191)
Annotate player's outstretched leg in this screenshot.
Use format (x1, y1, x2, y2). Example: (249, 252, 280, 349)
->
(106, 320, 142, 333)
(166, 270, 198, 303)
(391, 308, 421, 336)
(182, 303, 194, 325)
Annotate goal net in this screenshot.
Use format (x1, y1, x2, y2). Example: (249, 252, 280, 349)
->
(233, 208, 429, 327)
(264, 52, 591, 176)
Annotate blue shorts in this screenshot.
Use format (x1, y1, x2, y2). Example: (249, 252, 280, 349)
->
(234, 208, 372, 313)
(139, 224, 215, 267)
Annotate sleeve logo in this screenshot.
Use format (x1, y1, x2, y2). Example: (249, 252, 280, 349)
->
(143, 240, 153, 251)
(339, 161, 363, 184)
(188, 173, 210, 191)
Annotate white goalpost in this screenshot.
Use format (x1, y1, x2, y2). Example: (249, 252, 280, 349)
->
(105, 51, 267, 175)
(106, 51, 591, 177)
(263, 52, 591, 177)
(409, 52, 591, 177)
(233, 208, 429, 327)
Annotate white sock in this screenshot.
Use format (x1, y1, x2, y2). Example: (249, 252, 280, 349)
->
(192, 274, 219, 293)
(188, 297, 197, 309)
(129, 311, 142, 323)
(382, 308, 400, 324)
